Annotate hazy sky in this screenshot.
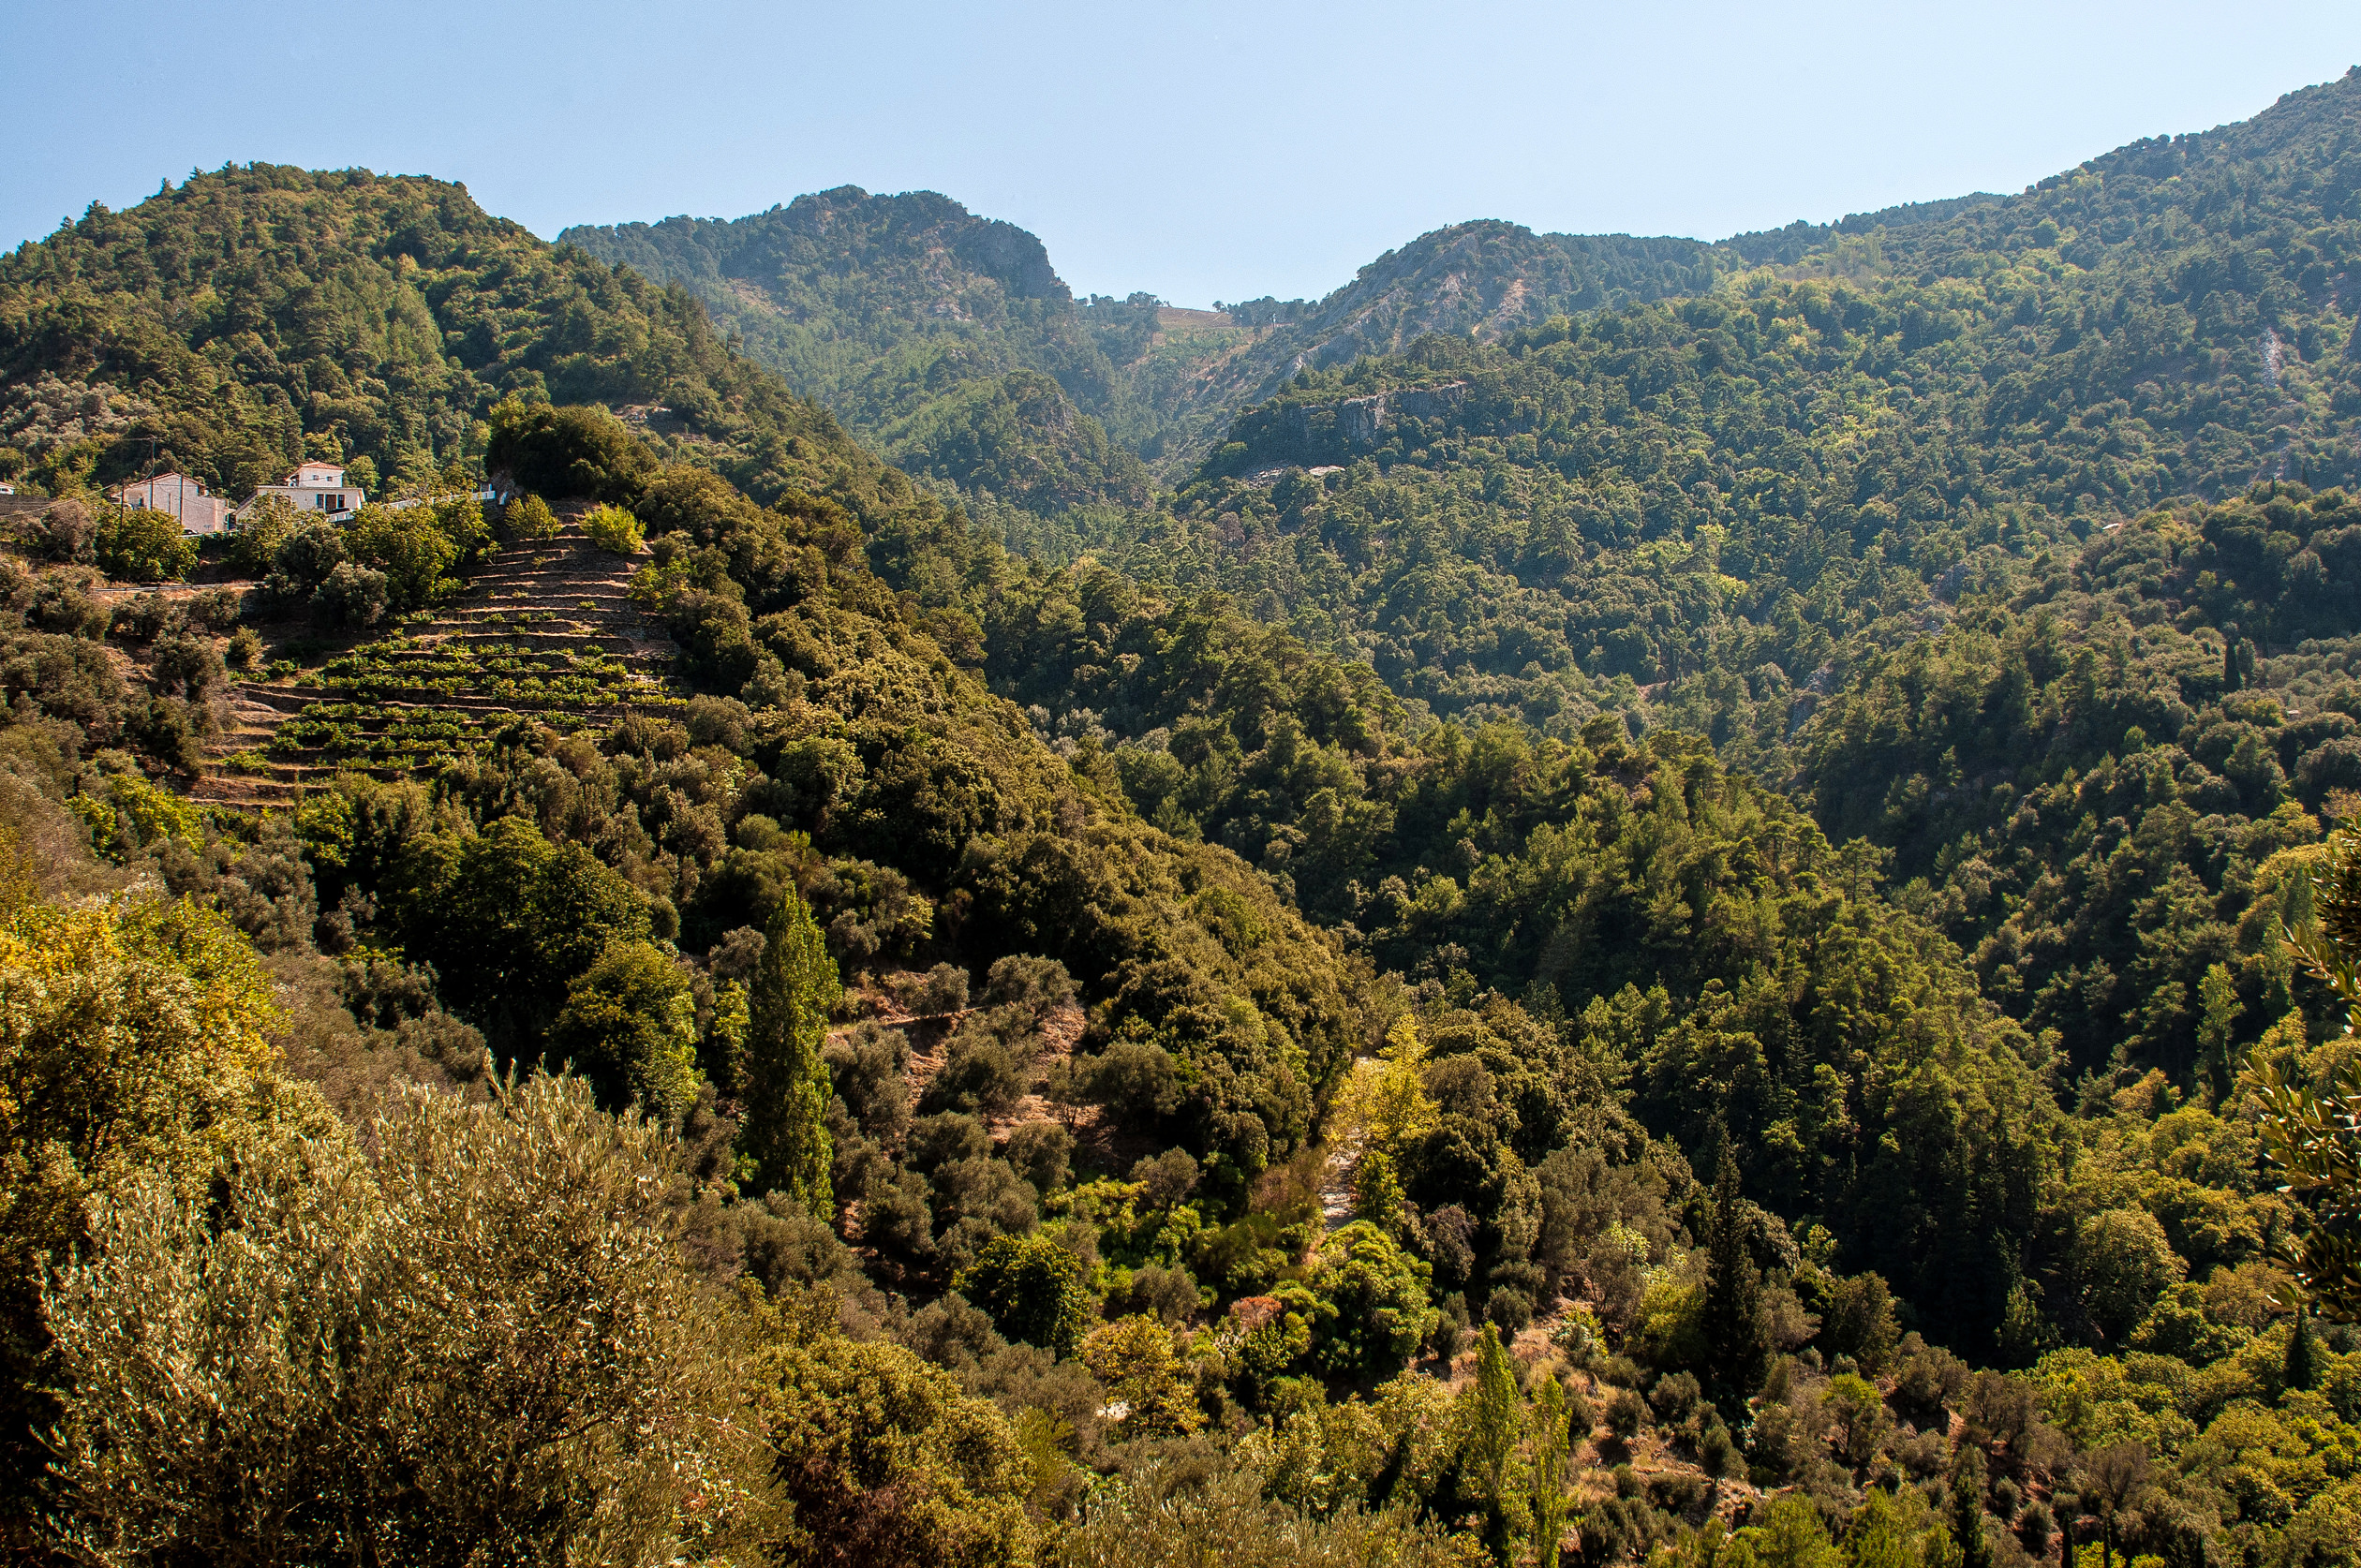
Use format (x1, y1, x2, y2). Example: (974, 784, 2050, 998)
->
(4, 1, 2358, 308)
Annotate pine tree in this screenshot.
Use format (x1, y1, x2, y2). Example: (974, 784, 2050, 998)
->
(743, 890, 839, 1216)
(1703, 1145, 1765, 1399)
(2286, 1302, 2321, 1392)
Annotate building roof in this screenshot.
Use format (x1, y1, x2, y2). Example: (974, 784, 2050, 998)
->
(112, 471, 205, 495)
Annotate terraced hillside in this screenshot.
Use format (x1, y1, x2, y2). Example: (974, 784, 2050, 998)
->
(195, 522, 682, 809)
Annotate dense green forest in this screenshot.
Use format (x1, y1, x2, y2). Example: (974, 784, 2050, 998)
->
(7, 67, 2361, 1568)
(559, 186, 1988, 503)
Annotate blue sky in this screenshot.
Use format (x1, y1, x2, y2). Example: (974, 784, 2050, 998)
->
(3, 1, 2358, 308)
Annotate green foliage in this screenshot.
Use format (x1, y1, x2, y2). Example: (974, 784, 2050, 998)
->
(94, 502, 196, 581)
(1730, 1494, 1843, 1568)
(760, 1301, 1037, 1568)
(550, 940, 702, 1121)
(488, 400, 657, 505)
(0, 888, 288, 1476)
(561, 191, 1168, 508)
(744, 888, 838, 1213)
(1529, 1377, 1571, 1568)
(1464, 1322, 1521, 1535)
(2285, 1303, 2321, 1391)
(956, 1232, 1094, 1356)
(1292, 1220, 1439, 1384)
(582, 501, 645, 555)
(1950, 1444, 1995, 1568)
(25, 82, 2361, 1562)
(1079, 1313, 1202, 1435)
(1053, 1459, 1477, 1567)
(347, 501, 461, 611)
(39, 1074, 777, 1564)
(1703, 1148, 1765, 1397)
(387, 814, 653, 1054)
(0, 164, 899, 509)
(501, 492, 559, 540)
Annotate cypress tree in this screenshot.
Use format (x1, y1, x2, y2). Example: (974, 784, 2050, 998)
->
(2286, 1302, 2321, 1392)
(743, 889, 839, 1216)
(1530, 1377, 1571, 1568)
(1950, 1444, 1994, 1568)
(1703, 1145, 1765, 1398)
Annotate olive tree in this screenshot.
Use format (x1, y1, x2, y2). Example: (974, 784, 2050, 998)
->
(39, 1075, 779, 1566)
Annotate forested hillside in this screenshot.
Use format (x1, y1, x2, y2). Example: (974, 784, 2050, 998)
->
(0, 163, 903, 510)
(999, 69, 2361, 1108)
(562, 187, 1965, 498)
(7, 72, 2361, 1568)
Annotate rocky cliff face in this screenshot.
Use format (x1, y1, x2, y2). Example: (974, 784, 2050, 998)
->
(1267, 380, 1473, 453)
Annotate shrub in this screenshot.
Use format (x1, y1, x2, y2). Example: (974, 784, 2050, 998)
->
(1700, 1419, 1740, 1477)
(548, 940, 702, 1120)
(1002, 1119, 1072, 1195)
(39, 1076, 777, 1563)
(30, 498, 96, 562)
(312, 563, 390, 629)
(501, 494, 559, 541)
(765, 1324, 1036, 1565)
(956, 1233, 1095, 1356)
(186, 586, 243, 632)
(917, 961, 971, 1013)
(1132, 1148, 1200, 1211)
(97, 503, 197, 581)
(1080, 1314, 1202, 1435)
(486, 401, 655, 505)
(1295, 1220, 1438, 1383)
(1115, 1263, 1203, 1325)
(107, 593, 171, 642)
(583, 503, 644, 555)
(1649, 1370, 1700, 1424)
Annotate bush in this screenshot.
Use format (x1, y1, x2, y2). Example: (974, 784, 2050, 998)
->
(97, 503, 197, 581)
(347, 503, 460, 610)
(39, 1076, 777, 1563)
(1116, 1263, 1204, 1326)
(1080, 1314, 1202, 1435)
(1487, 1286, 1534, 1335)
(548, 939, 702, 1120)
(1296, 1221, 1438, 1383)
(107, 592, 171, 642)
(229, 495, 301, 573)
(226, 626, 261, 671)
(956, 1232, 1095, 1355)
(583, 503, 644, 555)
(501, 494, 559, 541)
(1003, 1119, 1072, 1195)
(1700, 1419, 1740, 1477)
(1649, 1370, 1700, 1424)
(32, 498, 96, 562)
(312, 562, 390, 629)
(186, 586, 243, 632)
(1606, 1386, 1646, 1439)
(765, 1326, 1037, 1566)
(1132, 1148, 1200, 1211)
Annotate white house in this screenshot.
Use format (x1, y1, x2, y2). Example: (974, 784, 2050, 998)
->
(239, 461, 365, 524)
(113, 471, 233, 536)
